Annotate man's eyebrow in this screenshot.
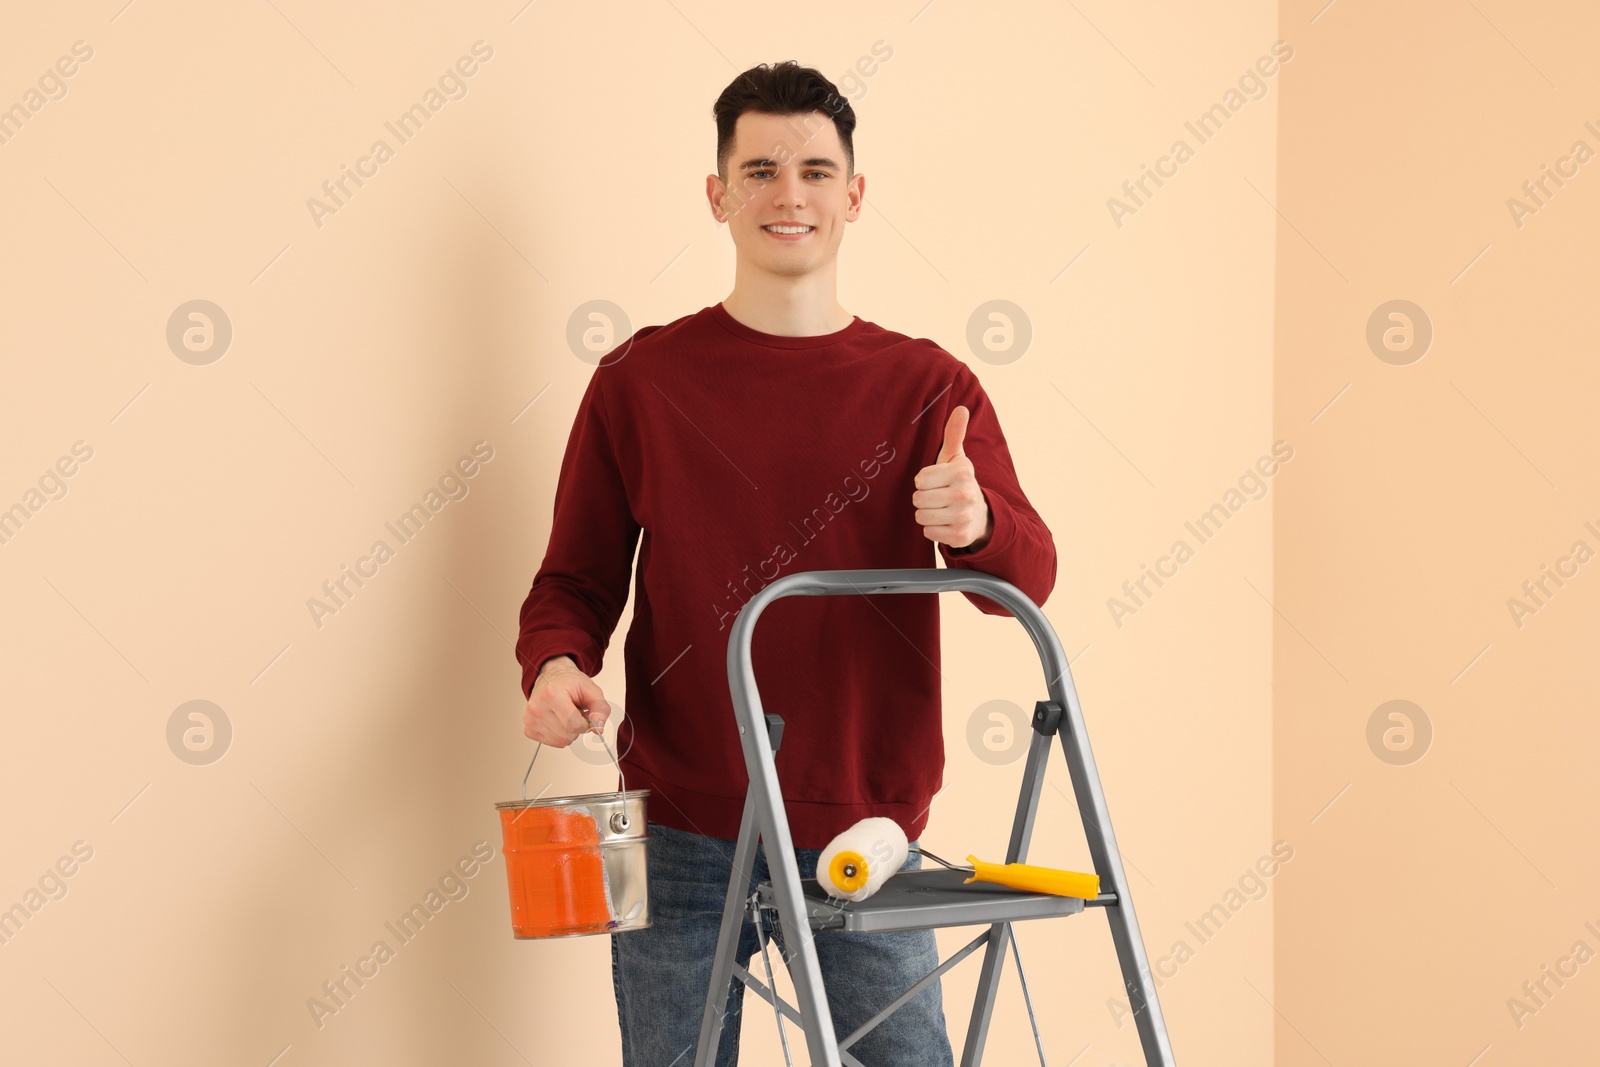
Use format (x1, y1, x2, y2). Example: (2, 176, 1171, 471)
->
(737, 157, 841, 171)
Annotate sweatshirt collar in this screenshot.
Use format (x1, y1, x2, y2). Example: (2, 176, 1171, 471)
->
(708, 301, 865, 349)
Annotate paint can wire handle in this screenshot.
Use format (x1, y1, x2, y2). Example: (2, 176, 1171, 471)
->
(522, 711, 630, 831)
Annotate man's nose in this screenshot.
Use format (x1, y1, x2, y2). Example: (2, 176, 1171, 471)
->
(773, 173, 807, 208)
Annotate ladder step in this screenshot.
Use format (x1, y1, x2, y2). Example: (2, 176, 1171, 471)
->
(758, 867, 1087, 934)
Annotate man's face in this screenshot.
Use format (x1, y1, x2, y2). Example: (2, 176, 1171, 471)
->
(705, 110, 864, 278)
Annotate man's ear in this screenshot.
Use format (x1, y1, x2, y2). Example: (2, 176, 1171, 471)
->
(705, 173, 728, 223)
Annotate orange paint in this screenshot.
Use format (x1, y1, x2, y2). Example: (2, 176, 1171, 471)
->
(499, 804, 613, 938)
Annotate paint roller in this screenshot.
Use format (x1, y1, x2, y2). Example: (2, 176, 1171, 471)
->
(817, 817, 907, 903)
(816, 817, 1101, 902)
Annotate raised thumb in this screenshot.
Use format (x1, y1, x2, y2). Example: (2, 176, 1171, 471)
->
(938, 406, 969, 464)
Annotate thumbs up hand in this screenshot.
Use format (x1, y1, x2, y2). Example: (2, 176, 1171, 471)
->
(913, 405, 993, 551)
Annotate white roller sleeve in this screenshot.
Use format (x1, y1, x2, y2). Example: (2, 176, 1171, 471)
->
(816, 817, 909, 902)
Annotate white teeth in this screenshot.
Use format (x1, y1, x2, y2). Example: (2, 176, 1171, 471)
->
(764, 225, 812, 234)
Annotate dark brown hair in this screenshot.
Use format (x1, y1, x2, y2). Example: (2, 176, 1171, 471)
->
(712, 61, 857, 182)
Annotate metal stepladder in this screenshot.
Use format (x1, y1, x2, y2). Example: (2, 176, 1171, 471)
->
(692, 568, 1177, 1067)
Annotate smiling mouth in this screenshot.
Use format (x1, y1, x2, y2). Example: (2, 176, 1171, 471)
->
(762, 225, 814, 236)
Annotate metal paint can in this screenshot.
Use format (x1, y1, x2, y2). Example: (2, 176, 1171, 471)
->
(496, 728, 651, 938)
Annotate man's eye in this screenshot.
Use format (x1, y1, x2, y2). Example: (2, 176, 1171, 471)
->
(748, 170, 829, 180)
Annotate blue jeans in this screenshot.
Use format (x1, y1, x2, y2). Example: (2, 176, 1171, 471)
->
(611, 820, 956, 1067)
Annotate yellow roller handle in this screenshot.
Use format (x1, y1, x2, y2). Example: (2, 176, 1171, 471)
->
(964, 855, 1100, 900)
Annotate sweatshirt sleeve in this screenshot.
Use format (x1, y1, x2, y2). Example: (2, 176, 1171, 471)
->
(515, 369, 640, 699)
(936, 361, 1058, 616)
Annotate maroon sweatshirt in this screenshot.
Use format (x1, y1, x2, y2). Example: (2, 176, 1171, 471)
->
(515, 302, 1056, 849)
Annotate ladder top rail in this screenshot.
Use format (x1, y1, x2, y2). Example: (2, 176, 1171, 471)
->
(725, 568, 1071, 709)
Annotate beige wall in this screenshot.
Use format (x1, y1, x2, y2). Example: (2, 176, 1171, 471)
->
(6, 2, 1582, 1066)
(1273, 1, 1599, 1064)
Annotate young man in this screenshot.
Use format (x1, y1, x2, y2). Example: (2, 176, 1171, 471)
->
(516, 61, 1055, 1066)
